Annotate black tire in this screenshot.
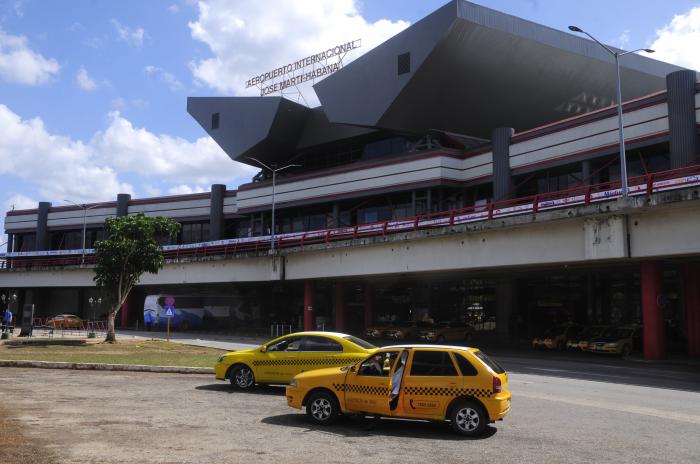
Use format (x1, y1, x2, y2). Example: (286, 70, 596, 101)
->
(450, 400, 487, 437)
(229, 364, 255, 390)
(305, 391, 339, 425)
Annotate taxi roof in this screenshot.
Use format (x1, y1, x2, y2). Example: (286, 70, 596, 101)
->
(381, 344, 474, 352)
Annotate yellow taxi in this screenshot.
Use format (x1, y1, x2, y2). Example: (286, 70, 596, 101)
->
(286, 345, 511, 437)
(588, 325, 643, 356)
(532, 323, 583, 350)
(566, 325, 608, 351)
(214, 331, 375, 390)
(418, 321, 474, 343)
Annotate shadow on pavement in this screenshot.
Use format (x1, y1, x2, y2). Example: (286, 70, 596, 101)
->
(261, 413, 497, 441)
(195, 383, 286, 396)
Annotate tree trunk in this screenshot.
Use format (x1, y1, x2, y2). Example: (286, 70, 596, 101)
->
(104, 305, 120, 343)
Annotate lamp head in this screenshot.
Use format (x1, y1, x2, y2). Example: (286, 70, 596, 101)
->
(568, 25, 583, 32)
(644, 49, 655, 53)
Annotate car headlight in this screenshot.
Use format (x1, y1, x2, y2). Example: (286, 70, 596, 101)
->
(289, 378, 297, 387)
(605, 343, 618, 348)
(217, 355, 225, 362)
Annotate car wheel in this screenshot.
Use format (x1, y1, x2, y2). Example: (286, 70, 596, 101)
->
(305, 391, 339, 425)
(230, 364, 255, 390)
(437, 335, 446, 343)
(621, 344, 631, 358)
(450, 400, 487, 437)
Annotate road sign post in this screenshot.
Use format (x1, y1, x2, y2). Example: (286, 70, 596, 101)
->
(163, 303, 175, 342)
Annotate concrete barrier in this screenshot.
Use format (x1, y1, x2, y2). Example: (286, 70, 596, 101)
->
(0, 359, 213, 374)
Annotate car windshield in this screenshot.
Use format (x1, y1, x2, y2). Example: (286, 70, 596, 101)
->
(343, 335, 375, 350)
(603, 328, 633, 339)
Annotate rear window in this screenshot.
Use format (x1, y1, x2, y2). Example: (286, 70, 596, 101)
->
(454, 353, 478, 376)
(343, 335, 376, 350)
(473, 351, 505, 374)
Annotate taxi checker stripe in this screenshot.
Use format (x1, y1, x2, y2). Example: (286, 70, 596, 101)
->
(332, 383, 390, 396)
(403, 386, 492, 397)
(252, 358, 363, 367)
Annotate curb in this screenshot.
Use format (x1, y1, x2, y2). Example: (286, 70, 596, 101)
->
(0, 359, 213, 374)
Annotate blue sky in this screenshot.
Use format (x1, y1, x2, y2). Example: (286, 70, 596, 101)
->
(0, 0, 698, 231)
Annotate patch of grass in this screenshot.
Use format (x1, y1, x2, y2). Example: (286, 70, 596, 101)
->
(0, 340, 227, 367)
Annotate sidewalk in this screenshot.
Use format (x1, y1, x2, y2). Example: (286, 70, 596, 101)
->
(116, 329, 266, 351)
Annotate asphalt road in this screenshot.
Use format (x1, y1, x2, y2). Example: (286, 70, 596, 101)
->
(1, 367, 698, 464)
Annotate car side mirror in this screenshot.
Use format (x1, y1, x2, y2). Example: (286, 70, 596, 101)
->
(260, 346, 267, 353)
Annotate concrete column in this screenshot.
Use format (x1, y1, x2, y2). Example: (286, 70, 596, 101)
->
(303, 280, 315, 331)
(641, 261, 666, 360)
(120, 296, 129, 329)
(334, 282, 346, 332)
(117, 194, 130, 217)
(684, 263, 700, 357)
(35, 202, 51, 251)
(496, 278, 515, 340)
(364, 283, 374, 329)
(492, 127, 515, 200)
(210, 184, 226, 240)
(666, 70, 698, 168)
(582, 160, 592, 185)
(6, 234, 13, 253)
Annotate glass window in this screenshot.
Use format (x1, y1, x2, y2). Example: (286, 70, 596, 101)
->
(454, 353, 478, 376)
(266, 336, 303, 352)
(302, 336, 343, 352)
(409, 351, 458, 376)
(473, 351, 505, 374)
(358, 351, 399, 377)
(342, 335, 376, 350)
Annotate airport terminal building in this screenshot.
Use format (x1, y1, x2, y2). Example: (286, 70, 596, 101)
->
(1, 1, 699, 359)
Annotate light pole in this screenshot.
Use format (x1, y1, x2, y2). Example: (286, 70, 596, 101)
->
(246, 157, 301, 254)
(87, 296, 101, 338)
(64, 200, 105, 265)
(568, 26, 654, 197)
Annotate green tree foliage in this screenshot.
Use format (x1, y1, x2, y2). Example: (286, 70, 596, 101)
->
(93, 214, 180, 342)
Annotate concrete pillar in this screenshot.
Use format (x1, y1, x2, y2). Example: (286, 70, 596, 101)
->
(582, 160, 592, 185)
(210, 184, 225, 240)
(35, 202, 51, 251)
(684, 263, 700, 357)
(117, 194, 130, 217)
(364, 283, 374, 329)
(6, 233, 13, 253)
(120, 296, 129, 329)
(492, 127, 515, 200)
(496, 278, 515, 340)
(334, 282, 346, 332)
(641, 261, 666, 360)
(303, 281, 315, 331)
(666, 70, 698, 168)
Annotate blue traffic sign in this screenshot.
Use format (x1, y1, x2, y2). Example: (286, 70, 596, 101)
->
(164, 306, 174, 318)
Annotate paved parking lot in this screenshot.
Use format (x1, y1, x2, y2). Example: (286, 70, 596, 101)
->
(1, 368, 698, 464)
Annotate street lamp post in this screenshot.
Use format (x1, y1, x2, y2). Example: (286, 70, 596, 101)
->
(246, 157, 301, 254)
(64, 200, 105, 265)
(568, 26, 654, 197)
(88, 296, 101, 338)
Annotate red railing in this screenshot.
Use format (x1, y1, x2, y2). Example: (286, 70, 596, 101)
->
(4, 164, 700, 270)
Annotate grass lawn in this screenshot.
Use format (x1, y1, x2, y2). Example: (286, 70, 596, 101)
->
(0, 340, 227, 367)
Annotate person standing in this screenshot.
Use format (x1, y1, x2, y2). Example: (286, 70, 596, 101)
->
(2, 307, 13, 334)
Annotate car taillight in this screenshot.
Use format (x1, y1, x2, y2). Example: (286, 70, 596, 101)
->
(492, 376, 502, 394)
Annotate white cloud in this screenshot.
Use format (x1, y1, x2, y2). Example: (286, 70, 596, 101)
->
(0, 104, 255, 209)
(168, 185, 207, 195)
(111, 19, 146, 47)
(93, 111, 256, 185)
(0, 30, 60, 85)
(145, 65, 184, 92)
(168, 4, 180, 14)
(76, 66, 98, 91)
(612, 29, 630, 49)
(650, 6, 700, 70)
(188, 0, 409, 106)
(4, 193, 36, 212)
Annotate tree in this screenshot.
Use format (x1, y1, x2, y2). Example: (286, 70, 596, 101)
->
(93, 214, 180, 343)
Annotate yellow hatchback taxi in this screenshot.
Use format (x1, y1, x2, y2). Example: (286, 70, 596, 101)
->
(214, 331, 375, 389)
(286, 345, 511, 437)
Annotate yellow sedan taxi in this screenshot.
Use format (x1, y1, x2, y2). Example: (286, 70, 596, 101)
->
(214, 331, 375, 390)
(286, 345, 511, 437)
